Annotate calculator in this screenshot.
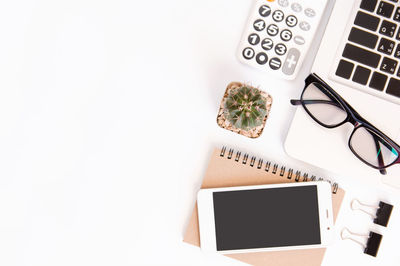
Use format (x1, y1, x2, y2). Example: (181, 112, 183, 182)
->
(237, 0, 328, 80)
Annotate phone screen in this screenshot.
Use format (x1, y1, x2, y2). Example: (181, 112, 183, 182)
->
(212, 185, 321, 251)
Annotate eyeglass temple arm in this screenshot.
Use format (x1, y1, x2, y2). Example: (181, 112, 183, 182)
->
(374, 136, 387, 175)
(290, 99, 342, 107)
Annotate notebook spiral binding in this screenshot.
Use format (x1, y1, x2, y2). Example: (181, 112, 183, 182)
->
(220, 146, 338, 194)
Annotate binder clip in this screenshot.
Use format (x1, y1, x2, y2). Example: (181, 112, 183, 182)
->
(341, 228, 382, 257)
(351, 199, 393, 227)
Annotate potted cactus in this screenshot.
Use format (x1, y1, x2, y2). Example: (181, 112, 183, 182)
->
(217, 82, 272, 138)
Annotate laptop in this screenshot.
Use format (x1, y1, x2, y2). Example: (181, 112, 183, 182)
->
(285, 0, 400, 189)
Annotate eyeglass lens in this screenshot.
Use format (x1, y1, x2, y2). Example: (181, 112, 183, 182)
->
(350, 126, 399, 168)
(302, 83, 347, 127)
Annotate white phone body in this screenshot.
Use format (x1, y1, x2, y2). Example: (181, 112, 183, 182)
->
(197, 182, 334, 254)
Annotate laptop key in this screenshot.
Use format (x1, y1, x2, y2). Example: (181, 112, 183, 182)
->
(353, 65, 371, 85)
(343, 43, 381, 68)
(349, 27, 378, 49)
(394, 7, 400, 21)
(369, 72, 388, 91)
(380, 57, 398, 74)
(336, 59, 354, 79)
(386, 78, 400, 98)
(378, 37, 395, 55)
(395, 44, 400, 58)
(354, 11, 380, 31)
(377, 1, 395, 18)
(379, 20, 397, 37)
(361, 0, 378, 12)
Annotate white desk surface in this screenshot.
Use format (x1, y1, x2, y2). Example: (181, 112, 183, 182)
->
(1, 0, 399, 265)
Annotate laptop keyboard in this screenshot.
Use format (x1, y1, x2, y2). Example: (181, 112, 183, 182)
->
(335, 0, 400, 99)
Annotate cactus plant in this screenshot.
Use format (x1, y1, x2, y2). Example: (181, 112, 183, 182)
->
(217, 82, 272, 138)
(225, 86, 267, 130)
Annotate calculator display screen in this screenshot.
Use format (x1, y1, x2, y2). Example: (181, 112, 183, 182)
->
(212, 185, 321, 251)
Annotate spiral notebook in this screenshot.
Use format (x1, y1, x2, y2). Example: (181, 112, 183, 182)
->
(184, 147, 345, 266)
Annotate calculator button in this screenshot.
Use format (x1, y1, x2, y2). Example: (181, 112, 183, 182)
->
(291, 3, 302, 12)
(336, 59, 355, 79)
(348, 27, 378, 49)
(386, 78, 400, 98)
(242, 47, 255, 60)
(272, 10, 285, 22)
(269, 57, 282, 70)
(267, 24, 279, 36)
(304, 8, 316, 18)
(259, 5, 272, 17)
(278, 0, 289, 7)
(248, 33, 260, 45)
(369, 71, 388, 91)
(254, 19, 266, 31)
(394, 7, 400, 21)
(380, 57, 398, 74)
(256, 52, 269, 65)
(378, 37, 395, 55)
(275, 43, 287, 55)
(282, 48, 300, 75)
(377, 1, 394, 18)
(286, 15, 298, 27)
(354, 11, 380, 31)
(343, 43, 381, 68)
(379, 20, 397, 37)
(294, 35, 305, 45)
(360, 0, 378, 12)
(261, 38, 274, 50)
(299, 21, 311, 31)
(394, 44, 400, 58)
(352, 65, 371, 85)
(280, 29, 293, 41)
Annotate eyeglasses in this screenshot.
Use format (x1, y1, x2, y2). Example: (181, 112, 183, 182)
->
(291, 73, 400, 175)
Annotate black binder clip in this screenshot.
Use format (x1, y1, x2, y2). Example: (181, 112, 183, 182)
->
(351, 199, 393, 227)
(341, 228, 382, 257)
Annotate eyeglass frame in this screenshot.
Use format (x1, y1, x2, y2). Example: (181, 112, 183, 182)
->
(290, 73, 400, 175)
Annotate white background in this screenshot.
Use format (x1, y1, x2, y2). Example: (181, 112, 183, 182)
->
(0, 0, 399, 265)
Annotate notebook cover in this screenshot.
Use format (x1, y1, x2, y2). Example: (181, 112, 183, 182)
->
(183, 148, 345, 266)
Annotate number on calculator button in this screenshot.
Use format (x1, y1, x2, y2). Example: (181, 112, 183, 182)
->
(281, 29, 293, 41)
(275, 43, 287, 55)
(286, 15, 298, 27)
(272, 10, 285, 22)
(262, 38, 274, 50)
(267, 24, 279, 36)
(254, 19, 266, 31)
(248, 33, 260, 45)
(243, 47, 255, 59)
(259, 5, 272, 17)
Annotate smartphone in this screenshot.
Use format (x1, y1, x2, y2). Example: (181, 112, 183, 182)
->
(197, 182, 334, 254)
